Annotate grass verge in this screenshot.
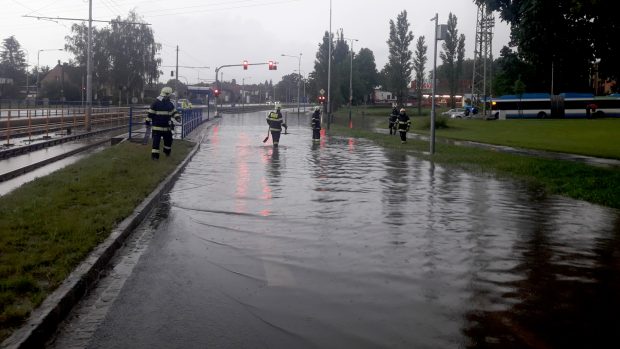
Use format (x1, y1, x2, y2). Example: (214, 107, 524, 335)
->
(331, 110, 620, 210)
(341, 106, 620, 159)
(0, 140, 193, 341)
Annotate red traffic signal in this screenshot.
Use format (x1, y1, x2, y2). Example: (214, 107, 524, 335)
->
(268, 60, 277, 70)
(213, 88, 220, 97)
(318, 95, 326, 103)
(243, 60, 248, 70)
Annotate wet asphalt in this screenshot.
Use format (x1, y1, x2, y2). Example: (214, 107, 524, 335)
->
(49, 110, 620, 349)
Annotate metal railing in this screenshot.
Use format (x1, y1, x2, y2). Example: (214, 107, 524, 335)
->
(127, 106, 210, 142)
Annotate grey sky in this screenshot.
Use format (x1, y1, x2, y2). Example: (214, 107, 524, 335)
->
(2, 0, 511, 86)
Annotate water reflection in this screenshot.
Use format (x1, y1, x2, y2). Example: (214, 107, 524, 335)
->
(166, 111, 620, 348)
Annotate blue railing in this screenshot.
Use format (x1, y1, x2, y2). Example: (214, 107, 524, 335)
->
(179, 107, 209, 139)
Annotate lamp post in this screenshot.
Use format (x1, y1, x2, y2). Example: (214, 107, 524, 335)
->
(343, 37, 358, 122)
(36, 48, 63, 101)
(430, 13, 447, 155)
(281, 53, 302, 118)
(327, 0, 333, 130)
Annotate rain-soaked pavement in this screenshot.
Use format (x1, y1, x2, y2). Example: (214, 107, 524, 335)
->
(50, 110, 620, 348)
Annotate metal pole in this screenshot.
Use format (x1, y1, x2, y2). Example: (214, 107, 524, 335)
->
(86, 0, 93, 131)
(297, 54, 301, 118)
(175, 45, 179, 99)
(327, 0, 333, 130)
(36, 50, 40, 102)
(430, 13, 438, 154)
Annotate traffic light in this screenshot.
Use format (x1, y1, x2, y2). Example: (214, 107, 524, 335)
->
(268, 60, 277, 70)
(243, 60, 248, 70)
(318, 95, 325, 104)
(213, 88, 220, 97)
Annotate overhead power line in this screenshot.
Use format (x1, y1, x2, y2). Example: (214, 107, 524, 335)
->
(22, 14, 150, 25)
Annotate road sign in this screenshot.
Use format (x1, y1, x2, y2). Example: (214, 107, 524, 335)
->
(319, 89, 325, 95)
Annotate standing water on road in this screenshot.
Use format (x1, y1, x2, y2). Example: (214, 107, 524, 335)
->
(60, 110, 620, 349)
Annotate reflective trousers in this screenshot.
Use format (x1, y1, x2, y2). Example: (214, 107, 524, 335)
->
(152, 130, 173, 159)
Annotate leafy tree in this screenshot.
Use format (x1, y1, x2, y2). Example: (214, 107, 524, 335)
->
(384, 10, 414, 106)
(477, 0, 604, 93)
(413, 36, 428, 115)
(352, 48, 378, 104)
(109, 11, 161, 104)
(312, 31, 332, 104)
(439, 13, 465, 108)
(65, 24, 111, 99)
(65, 10, 161, 103)
(0, 36, 27, 98)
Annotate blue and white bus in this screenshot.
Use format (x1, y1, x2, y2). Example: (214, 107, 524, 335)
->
(491, 93, 620, 119)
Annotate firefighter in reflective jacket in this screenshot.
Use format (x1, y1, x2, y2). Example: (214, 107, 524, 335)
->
(266, 106, 286, 147)
(311, 106, 321, 142)
(397, 108, 411, 144)
(146, 87, 180, 159)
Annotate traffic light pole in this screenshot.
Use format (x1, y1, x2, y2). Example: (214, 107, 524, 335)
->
(214, 62, 277, 117)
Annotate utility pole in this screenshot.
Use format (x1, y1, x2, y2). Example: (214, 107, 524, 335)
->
(344, 37, 358, 123)
(86, 0, 92, 131)
(327, 0, 333, 130)
(175, 45, 179, 99)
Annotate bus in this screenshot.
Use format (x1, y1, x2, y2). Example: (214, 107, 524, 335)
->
(490, 93, 620, 120)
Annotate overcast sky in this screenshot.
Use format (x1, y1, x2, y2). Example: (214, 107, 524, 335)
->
(2, 0, 511, 86)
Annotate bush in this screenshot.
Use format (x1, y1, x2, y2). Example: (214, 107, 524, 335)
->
(420, 116, 450, 129)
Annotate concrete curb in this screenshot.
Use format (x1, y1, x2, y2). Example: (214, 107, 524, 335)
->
(1, 126, 209, 349)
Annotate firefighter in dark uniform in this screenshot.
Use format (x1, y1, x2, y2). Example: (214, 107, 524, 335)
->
(397, 108, 411, 144)
(266, 105, 286, 147)
(146, 87, 180, 160)
(311, 106, 321, 142)
(388, 106, 398, 135)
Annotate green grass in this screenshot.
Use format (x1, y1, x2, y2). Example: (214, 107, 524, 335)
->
(339, 106, 620, 159)
(331, 108, 620, 209)
(0, 140, 193, 341)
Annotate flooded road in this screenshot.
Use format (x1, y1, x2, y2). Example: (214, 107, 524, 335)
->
(52, 110, 620, 348)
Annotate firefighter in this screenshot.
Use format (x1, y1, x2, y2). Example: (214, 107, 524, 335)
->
(146, 87, 180, 160)
(388, 107, 398, 135)
(266, 105, 286, 147)
(311, 106, 321, 142)
(397, 108, 411, 144)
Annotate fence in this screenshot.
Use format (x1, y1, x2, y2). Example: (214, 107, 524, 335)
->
(127, 106, 210, 142)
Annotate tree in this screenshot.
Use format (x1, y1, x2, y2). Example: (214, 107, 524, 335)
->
(352, 48, 378, 104)
(65, 10, 161, 103)
(312, 31, 332, 104)
(65, 24, 111, 99)
(439, 13, 465, 108)
(478, 0, 605, 93)
(384, 10, 414, 106)
(413, 36, 428, 115)
(108, 11, 161, 104)
(0, 36, 27, 98)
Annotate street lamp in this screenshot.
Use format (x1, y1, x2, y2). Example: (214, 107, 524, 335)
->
(327, 0, 333, 130)
(430, 14, 447, 154)
(343, 37, 358, 122)
(36, 48, 63, 101)
(281, 53, 302, 118)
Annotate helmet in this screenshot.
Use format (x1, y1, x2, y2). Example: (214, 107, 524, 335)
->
(400, 108, 406, 113)
(160, 87, 173, 97)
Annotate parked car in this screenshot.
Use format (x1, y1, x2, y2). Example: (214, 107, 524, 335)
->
(441, 108, 467, 118)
